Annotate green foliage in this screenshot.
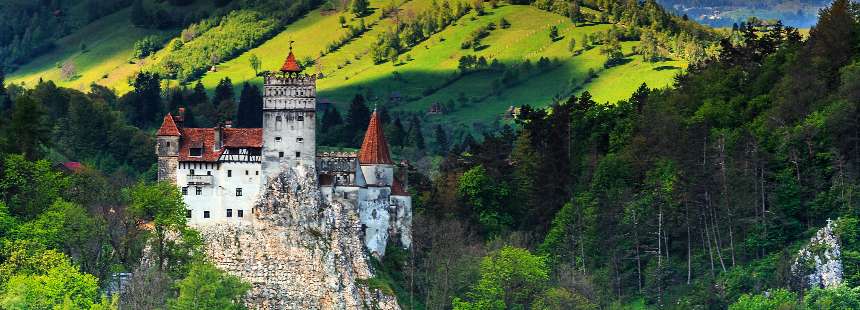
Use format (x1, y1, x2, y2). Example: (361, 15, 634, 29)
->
(0, 155, 68, 219)
(531, 287, 597, 310)
(351, 0, 370, 17)
(1, 260, 100, 310)
(457, 165, 511, 235)
(803, 285, 860, 309)
(167, 262, 250, 310)
(729, 289, 798, 310)
(453, 246, 549, 309)
(6, 96, 50, 160)
(133, 36, 163, 59)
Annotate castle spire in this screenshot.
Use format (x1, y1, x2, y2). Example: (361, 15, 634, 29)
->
(358, 110, 393, 165)
(157, 113, 180, 136)
(280, 41, 302, 73)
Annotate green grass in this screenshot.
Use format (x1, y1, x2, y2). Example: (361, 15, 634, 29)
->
(6, 7, 174, 94)
(7, 1, 685, 130)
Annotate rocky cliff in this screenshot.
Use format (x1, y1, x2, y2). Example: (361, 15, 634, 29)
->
(791, 219, 843, 290)
(197, 165, 400, 309)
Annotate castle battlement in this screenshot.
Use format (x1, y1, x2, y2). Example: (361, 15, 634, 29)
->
(263, 74, 317, 86)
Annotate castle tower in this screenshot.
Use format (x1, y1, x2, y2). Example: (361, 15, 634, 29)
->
(156, 113, 181, 183)
(261, 45, 317, 183)
(358, 110, 394, 187)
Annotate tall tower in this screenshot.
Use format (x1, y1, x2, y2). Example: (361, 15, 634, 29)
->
(156, 113, 181, 183)
(261, 45, 317, 183)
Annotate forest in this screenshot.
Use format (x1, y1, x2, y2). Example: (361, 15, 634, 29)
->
(1, 0, 860, 309)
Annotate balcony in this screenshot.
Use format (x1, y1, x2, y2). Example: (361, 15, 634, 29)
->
(187, 175, 213, 185)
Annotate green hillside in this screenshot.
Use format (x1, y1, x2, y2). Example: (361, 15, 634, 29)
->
(7, 0, 685, 127)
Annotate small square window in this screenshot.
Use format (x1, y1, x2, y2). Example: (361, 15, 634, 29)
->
(185, 209, 191, 218)
(255, 171, 259, 175)
(182, 187, 188, 195)
(203, 211, 210, 218)
(190, 148, 202, 157)
(295, 152, 301, 158)
(245, 170, 249, 175)
(279, 152, 284, 158)
(238, 210, 244, 218)
(196, 187, 202, 195)
(236, 188, 243, 196)
(207, 171, 211, 176)
(228, 170, 232, 177)
(275, 137, 282, 142)
(297, 137, 304, 143)
(297, 115, 304, 121)
(190, 169, 195, 175)
(227, 209, 233, 218)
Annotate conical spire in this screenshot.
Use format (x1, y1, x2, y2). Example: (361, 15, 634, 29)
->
(358, 110, 393, 165)
(157, 113, 180, 136)
(280, 41, 302, 73)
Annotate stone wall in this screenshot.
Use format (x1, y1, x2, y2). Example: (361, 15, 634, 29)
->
(198, 165, 400, 309)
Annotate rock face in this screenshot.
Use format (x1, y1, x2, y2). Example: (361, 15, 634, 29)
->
(792, 219, 843, 290)
(197, 165, 400, 309)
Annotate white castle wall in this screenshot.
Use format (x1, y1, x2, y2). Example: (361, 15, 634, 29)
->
(177, 161, 261, 226)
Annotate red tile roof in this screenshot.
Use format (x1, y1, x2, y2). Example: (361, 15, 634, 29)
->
(280, 51, 302, 73)
(178, 127, 262, 162)
(157, 113, 181, 136)
(358, 111, 393, 165)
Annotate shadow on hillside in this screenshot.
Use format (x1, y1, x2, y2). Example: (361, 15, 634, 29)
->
(655, 65, 681, 71)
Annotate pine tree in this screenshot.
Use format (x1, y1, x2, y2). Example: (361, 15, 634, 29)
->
(213, 77, 235, 106)
(388, 117, 406, 148)
(321, 106, 343, 132)
(167, 88, 184, 115)
(8, 95, 50, 160)
(183, 105, 198, 127)
(351, 0, 369, 17)
(236, 83, 262, 128)
(190, 81, 208, 106)
(434, 124, 448, 154)
(346, 95, 371, 146)
(131, 72, 162, 127)
(130, 0, 149, 27)
(409, 115, 425, 149)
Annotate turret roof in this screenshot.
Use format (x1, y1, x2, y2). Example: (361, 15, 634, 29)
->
(280, 51, 302, 73)
(358, 111, 393, 165)
(157, 113, 181, 136)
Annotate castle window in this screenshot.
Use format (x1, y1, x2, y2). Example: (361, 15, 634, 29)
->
(196, 187, 202, 195)
(297, 137, 303, 143)
(227, 209, 233, 218)
(186, 209, 191, 218)
(227, 170, 232, 177)
(207, 171, 211, 176)
(238, 210, 244, 218)
(182, 187, 188, 195)
(204, 211, 210, 218)
(236, 188, 243, 196)
(275, 137, 281, 142)
(190, 169, 195, 175)
(279, 152, 284, 158)
(297, 115, 304, 121)
(167, 142, 170, 148)
(295, 152, 301, 158)
(245, 170, 249, 175)
(190, 148, 202, 157)
(276, 115, 282, 122)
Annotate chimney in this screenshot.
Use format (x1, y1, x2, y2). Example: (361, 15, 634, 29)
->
(175, 107, 186, 128)
(214, 123, 224, 151)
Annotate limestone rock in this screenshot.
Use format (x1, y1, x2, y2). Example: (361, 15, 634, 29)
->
(791, 219, 843, 290)
(198, 165, 400, 309)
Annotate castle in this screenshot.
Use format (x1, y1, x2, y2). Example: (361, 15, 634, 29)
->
(155, 47, 411, 256)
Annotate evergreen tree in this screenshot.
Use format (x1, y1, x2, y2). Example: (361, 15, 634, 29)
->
(346, 94, 371, 145)
(434, 124, 448, 154)
(569, 0, 582, 26)
(351, 0, 369, 17)
(131, 72, 162, 127)
(212, 77, 235, 106)
(409, 115, 425, 149)
(236, 82, 262, 128)
(8, 95, 50, 160)
(189, 80, 208, 107)
(388, 117, 406, 148)
(166, 88, 183, 115)
(183, 105, 198, 127)
(321, 106, 343, 132)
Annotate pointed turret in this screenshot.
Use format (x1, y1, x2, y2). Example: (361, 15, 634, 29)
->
(157, 113, 180, 136)
(280, 42, 302, 73)
(358, 110, 393, 165)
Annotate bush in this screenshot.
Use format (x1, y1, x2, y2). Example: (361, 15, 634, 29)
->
(133, 36, 162, 59)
